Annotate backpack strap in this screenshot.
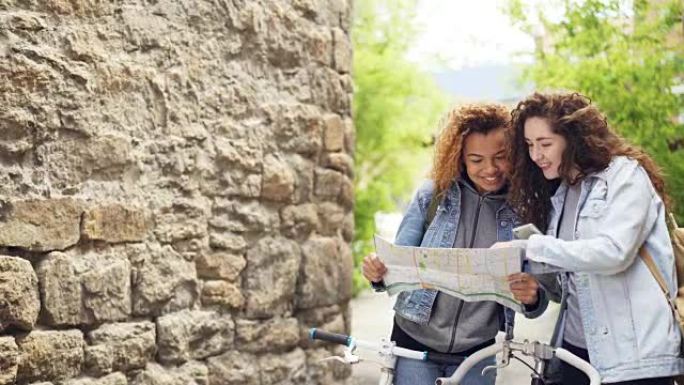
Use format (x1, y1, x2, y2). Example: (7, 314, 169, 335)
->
(424, 188, 445, 232)
(668, 213, 679, 233)
(639, 246, 683, 325)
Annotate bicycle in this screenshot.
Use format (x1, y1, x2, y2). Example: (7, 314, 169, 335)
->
(308, 328, 601, 385)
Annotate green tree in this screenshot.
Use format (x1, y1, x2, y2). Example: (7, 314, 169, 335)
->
(506, 0, 684, 222)
(352, 0, 448, 294)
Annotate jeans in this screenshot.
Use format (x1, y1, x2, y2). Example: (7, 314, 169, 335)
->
(394, 355, 496, 385)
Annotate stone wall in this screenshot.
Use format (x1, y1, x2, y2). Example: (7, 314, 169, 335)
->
(0, 1, 354, 384)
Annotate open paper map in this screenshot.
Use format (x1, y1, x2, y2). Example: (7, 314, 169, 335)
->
(374, 235, 524, 312)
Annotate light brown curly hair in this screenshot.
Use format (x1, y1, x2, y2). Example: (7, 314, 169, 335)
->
(508, 91, 670, 231)
(431, 103, 511, 192)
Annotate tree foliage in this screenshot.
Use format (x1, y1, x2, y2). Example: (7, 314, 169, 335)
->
(506, 0, 684, 222)
(352, 0, 448, 294)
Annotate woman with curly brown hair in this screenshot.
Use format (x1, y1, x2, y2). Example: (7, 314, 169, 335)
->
(361, 103, 543, 385)
(496, 91, 684, 385)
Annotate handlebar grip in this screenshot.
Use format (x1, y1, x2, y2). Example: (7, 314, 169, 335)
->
(308, 328, 352, 346)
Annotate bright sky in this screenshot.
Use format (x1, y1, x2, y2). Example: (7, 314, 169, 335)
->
(406, 0, 539, 70)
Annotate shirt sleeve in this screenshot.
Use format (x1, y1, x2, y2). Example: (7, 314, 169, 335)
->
(526, 161, 658, 275)
(393, 182, 431, 247)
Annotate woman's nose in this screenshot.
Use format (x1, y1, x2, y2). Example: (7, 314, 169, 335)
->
(530, 146, 541, 162)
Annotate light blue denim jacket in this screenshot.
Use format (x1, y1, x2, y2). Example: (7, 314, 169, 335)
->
(390, 179, 543, 339)
(527, 156, 684, 383)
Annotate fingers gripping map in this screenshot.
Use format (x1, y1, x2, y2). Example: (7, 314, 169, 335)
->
(374, 236, 524, 312)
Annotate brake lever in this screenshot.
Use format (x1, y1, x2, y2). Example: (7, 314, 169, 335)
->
(482, 340, 511, 376)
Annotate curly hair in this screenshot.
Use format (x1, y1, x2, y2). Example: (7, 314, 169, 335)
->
(508, 91, 670, 231)
(431, 103, 511, 193)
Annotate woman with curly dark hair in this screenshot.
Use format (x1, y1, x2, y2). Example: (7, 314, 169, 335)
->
(361, 103, 544, 385)
(496, 91, 684, 385)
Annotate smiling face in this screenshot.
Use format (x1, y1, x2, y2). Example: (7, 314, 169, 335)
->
(523, 117, 568, 180)
(462, 127, 510, 193)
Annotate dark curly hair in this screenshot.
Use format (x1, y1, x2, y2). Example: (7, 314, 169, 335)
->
(431, 103, 510, 192)
(508, 91, 670, 231)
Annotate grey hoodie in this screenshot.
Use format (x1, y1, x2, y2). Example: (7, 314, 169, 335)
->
(394, 179, 506, 353)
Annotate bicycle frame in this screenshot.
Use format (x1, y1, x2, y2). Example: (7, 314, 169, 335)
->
(309, 328, 601, 385)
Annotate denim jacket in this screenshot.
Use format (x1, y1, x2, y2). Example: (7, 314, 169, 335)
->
(389, 179, 540, 340)
(527, 156, 684, 382)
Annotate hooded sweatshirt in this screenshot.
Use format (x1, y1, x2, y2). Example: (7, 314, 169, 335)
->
(393, 178, 506, 354)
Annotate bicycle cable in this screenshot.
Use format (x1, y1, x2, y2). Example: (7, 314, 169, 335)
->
(510, 354, 546, 385)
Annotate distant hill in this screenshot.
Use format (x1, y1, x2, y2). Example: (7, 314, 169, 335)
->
(431, 64, 533, 104)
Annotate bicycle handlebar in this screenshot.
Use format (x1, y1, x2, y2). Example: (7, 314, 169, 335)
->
(308, 328, 425, 361)
(435, 344, 500, 385)
(309, 328, 352, 346)
(309, 328, 601, 385)
(436, 341, 601, 385)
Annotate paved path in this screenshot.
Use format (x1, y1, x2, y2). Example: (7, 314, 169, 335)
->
(349, 290, 560, 385)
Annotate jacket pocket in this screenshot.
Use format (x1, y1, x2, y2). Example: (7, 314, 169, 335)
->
(579, 199, 607, 219)
(394, 289, 438, 325)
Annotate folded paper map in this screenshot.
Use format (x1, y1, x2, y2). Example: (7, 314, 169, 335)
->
(374, 235, 525, 312)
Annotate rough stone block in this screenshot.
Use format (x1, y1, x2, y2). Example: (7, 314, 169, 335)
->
(244, 236, 301, 318)
(79, 254, 131, 324)
(35, 252, 81, 326)
(156, 310, 233, 364)
(342, 213, 354, 242)
(204, 170, 262, 199)
(200, 280, 244, 309)
(323, 113, 344, 151)
(305, 26, 332, 66)
(235, 317, 299, 353)
(207, 351, 259, 385)
(296, 237, 353, 309)
(332, 28, 351, 73)
(37, 251, 131, 326)
(258, 348, 307, 385)
(209, 199, 279, 233)
(214, 137, 263, 172)
(39, 136, 133, 189)
(84, 322, 156, 376)
(316, 203, 345, 236)
(0, 256, 39, 331)
(208, 232, 246, 252)
(280, 204, 318, 239)
(306, 346, 351, 384)
(82, 204, 149, 243)
(267, 104, 323, 156)
(16, 330, 84, 383)
(129, 361, 208, 385)
(0, 337, 19, 385)
(343, 116, 355, 154)
(322, 152, 353, 176)
(339, 175, 354, 209)
(309, 67, 350, 114)
(62, 372, 128, 385)
(153, 199, 208, 244)
(314, 168, 342, 199)
(0, 198, 82, 251)
(285, 154, 314, 203)
(261, 154, 295, 202)
(128, 244, 198, 316)
(195, 252, 245, 281)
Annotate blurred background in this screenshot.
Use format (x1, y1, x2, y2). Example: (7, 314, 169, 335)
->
(352, 0, 684, 294)
(350, 0, 684, 383)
